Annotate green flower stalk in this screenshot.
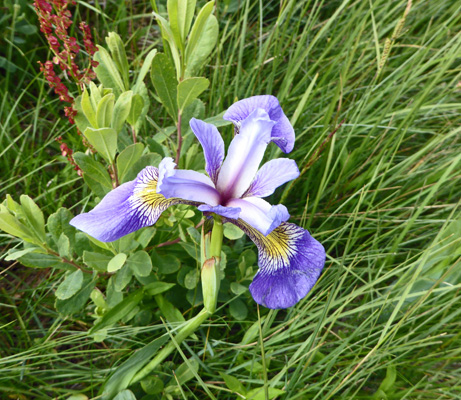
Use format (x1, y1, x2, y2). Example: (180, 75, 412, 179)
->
(201, 216, 223, 313)
(129, 217, 223, 385)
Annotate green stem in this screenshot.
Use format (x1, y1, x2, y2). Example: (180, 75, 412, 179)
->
(210, 216, 223, 258)
(131, 217, 224, 385)
(112, 161, 120, 187)
(131, 308, 211, 384)
(175, 112, 182, 165)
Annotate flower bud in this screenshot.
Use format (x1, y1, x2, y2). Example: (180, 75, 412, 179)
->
(201, 257, 220, 313)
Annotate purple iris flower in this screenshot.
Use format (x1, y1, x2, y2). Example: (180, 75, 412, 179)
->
(70, 95, 325, 309)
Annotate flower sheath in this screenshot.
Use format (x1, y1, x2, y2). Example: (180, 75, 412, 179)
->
(70, 95, 326, 309)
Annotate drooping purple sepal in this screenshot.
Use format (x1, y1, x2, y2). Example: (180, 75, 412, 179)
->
(223, 95, 295, 153)
(70, 167, 187, 242)
(234, 221, 325, 309)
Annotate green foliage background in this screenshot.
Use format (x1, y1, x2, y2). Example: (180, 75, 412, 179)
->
(1, 0, 460, 399)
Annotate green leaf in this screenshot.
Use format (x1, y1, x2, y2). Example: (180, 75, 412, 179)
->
(230, 282, 247, 295)
(114, 265, 133, 291)
(5, 194, 21, 214)
(91, 287, 108, 310)
(5, 247, 41, 261)
(133, 49, 157, 93)
(107, 253, 127, 273)
(123, 153, 162, 182)
(229, 298, 248, 321)
(73, 152, 113, 189)
(184, 268, 200, 289)
(133, 83, 150, 132)
(81, 87, 97, 127)
(107, 276, 123, 307)
(141, 376, 164, 395)
(219, 372, 246, 395)
(47, 208, 75, 244)
(111, 90, 133, 133)
(185, 1, 215, 62)
(86, 234, 115, 253)
(155, 294, 186, 324)
(83, 127, 118, 163)
(18, 252, 69, 269)
(177, 77, 209, 112)
(223, 223, 244, 240)
(152, 13, 182, 78)
(100, 336, 168, 399)
(144, 281, 176, 296)
(150, 52, 178, 120)
(94, 46, 126, 96)
(153, 253, 181, 274)
(90, 289, 144, 334)
(83, 251, 112, 272)
(74, 95, 92, 137)
(57, 233, 70, 258)
(116, 143, 144, 183)
(185, 14, 218, 77)
(113, 390, 136, 400)
(378, 366, 397, 393)
(96, 93, 115, 128)
(56, 274, 97, 316)
(246, 387, 285, 400)
(106, 32, 130, 90)
(82, 174, 111, 199)
(168, 0, 196, 49)
(0, 212, 41, 245)
(167, 358, 198, 386)
(238, 249, 257, 268)
(178, 242, 200, 262)
(127, 250, 152, 277)
(89, 81, 102, 109)
(126, 94, 144, 126)
(20, 195, 46, 242)
(56, 269, 84, 300)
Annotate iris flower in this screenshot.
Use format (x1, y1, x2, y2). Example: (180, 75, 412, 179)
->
(70, 96, 325, 309)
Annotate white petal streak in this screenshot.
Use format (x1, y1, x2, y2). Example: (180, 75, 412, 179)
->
(216, 108, 275, 199)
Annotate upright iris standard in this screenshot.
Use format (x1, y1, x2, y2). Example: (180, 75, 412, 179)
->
(71, 95, 325, 309)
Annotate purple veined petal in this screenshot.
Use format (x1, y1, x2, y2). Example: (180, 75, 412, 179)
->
(232, 220, 326, 309)
(70, 166, 189, 242)
(226, 197, 289, 236)
(216, 108, 275, 200)
(189, 118, 225, 184)
(223, 95, 295, 153)
(157, 157, 220, 206)
(198, 204, 241, 220)
(244, 158, 300, 198)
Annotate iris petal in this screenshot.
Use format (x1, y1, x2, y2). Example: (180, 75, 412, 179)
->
(70, 167, 189, 242)
(189, 118, 225, 184)
(216, 108, 275, 199)
(232, 220, 325, 309)
(223, 95, 295, 153)
(244, 158, 299, 198)
(157, 158, 220, 206)
(226, 197, 289, 236)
